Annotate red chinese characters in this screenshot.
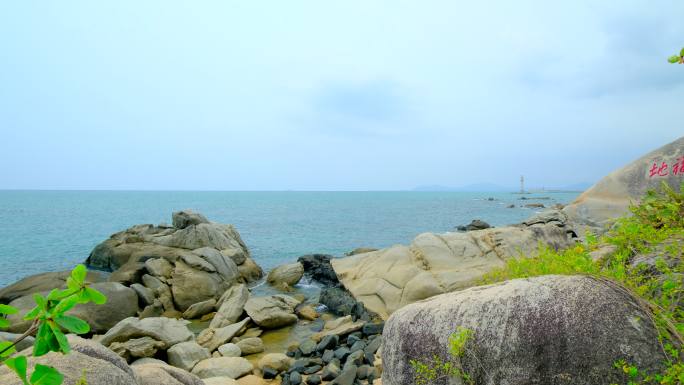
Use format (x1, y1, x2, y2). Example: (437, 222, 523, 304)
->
(649, 161, 669, 177)
(673, 157, 684, 176)
(649, 158, 684, 177)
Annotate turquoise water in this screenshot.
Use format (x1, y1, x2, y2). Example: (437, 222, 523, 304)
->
(0, 191, 578, 288)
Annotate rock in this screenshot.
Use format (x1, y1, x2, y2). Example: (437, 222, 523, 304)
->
(237, 257, 264, 283)
(236, 375, 268, 385)
(145, 257, 175, 278)
(0, 269, 105, 304)
(524, 203, 545, 208)
(198, 318, 250, 352)
(194, 247, 241, 283)
(299, 339, 317, 356)
(295, 304, 319, 320)
(171, 260, 228, 312)
(345, 248, 378, 256)
(167, 341, 211, 371)
(133, 362, 206, 385)
(211, 284, 249, 328)
(100, 316, 194, 348)
(331, 366, 357, 385)
(262, 367, 278, 379)
(564, 136, 684, 234)
(331, 222, 574, 319)
(382, 275, 667, 385)
(507, 204, 515, 208)
(203, 377, 239, 385)
(221, 247, 247, 265)
(4, 282, 138, 334)
(321, 362, 341, 380)
(319, 287, 359, 317)
(108, 260, 148, 285)
(258, 353, 292, 372)
(236, 337, 264, 355)
(218, 343, 242, 357)
(0, 335, 137, 385)
(297, 254, 339, 286)
(131, 283, 156, 306)
(312, 319, 365, 342)
(191, 357, 253, 379)
(183, 298, 216, 319)
(109, 336, 165, 361)
(362, 322, 384, 336)
(154, 223, 247, 251)
(0, 331, 35, 351)
(306, 374, 322, 385)
(131, 357, 169, 366)
(316, 335, 338, 352)
(267, 262, 304, 287)
(290, 371, 302, 384)
(456, 219, 491, 232)
(140, 300, 164, 318)
(172, 210, 210, 229)
(244, 295, 300, 329)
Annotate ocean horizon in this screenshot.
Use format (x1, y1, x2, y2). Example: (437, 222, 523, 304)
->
(0, 190, 578, 288)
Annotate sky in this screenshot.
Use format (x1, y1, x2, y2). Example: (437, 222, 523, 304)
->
(0, 1, 682, 191)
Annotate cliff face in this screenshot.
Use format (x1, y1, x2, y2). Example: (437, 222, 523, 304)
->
(563, 136, 684, 233)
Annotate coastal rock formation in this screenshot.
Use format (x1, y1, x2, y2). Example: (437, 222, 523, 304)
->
(0, 269, 105, 304)
(563, 136, 684, 234)
(244, 295, 300, 329)
(83, 211, 263, 315)
(381, 275, 667, 385)
(297, 254, 339, 287)
(0, 335, 138, 385)
(4, 282, 138, 334)
(266, 262, 304, 287)
(331, 215, 574, 318)
(100, 316, 195, 350)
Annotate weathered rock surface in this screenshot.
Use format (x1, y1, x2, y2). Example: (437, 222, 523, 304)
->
(182, 298, 216, 319)
(198, 318, 250, 352)
(0, 335, 137, 385)
(211, 284, 249, 328)
(4, 282, 138, 333)
(173, 210, 210, 229)
(382, 275, 667, 385)
(244, 295, 300, 329)
(564, 136, 684, 234)
(331, 218, 574, 319)
(133, 362, 206, 385)
(235, 337, 264, 355)
(297, 254, 339, 287)
(191, 356, 254, 379)
(100, 316, 194, 348)
(204, 377, 239, 385)
(110, 336, 166, 361)
(0, 269, 105, 304)
(266, 262, 304, 287)
(167, 341, 211, 371)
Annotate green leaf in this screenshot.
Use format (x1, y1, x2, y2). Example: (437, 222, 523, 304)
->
(84, 288, 107, 305)
(71, 265, 87, 283)
(52, 296, 79, 316)
(23, 306, 41, 321)
(0, 304, 18, 315)
(680, 47, 684, 57)
(669, 55, 680, 64)
(55, 315, 90, 334)
(32, 323, 52, 357)
(4, 355, 29, 385)
(33, 294, 47, 312)
(0, 318, 9, 328)
(48, 322, 69, 354)
(0, 340, 17, 358)
(30, 364, 64, 385)
(65, 277, 80, 293)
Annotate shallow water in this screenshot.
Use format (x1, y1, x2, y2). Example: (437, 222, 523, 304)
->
(0, 191, 578, 287)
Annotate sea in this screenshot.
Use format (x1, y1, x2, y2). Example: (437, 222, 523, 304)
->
(0, 190, 579, 288)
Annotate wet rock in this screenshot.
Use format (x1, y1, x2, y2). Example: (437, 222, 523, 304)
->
(297, 254, 339, 287)
(456, 219, 491, 232)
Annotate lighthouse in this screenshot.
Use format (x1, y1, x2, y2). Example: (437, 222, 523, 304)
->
(520, 175, 525, 194)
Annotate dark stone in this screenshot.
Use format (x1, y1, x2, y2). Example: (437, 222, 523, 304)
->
(350, 340, 366, 353)
(297, 254, 339, 287)
(303, 365, 322, 375)
(346, 334, 361, 346)
(322, 349, 335, 363)
(292, 359, 309, 373)
(356, 365, 372, 380)
(457, 219, 491, 232)
(317, 335, 339, 352)
(310, 322, 324, 332)
(299, 339, 317, 356)
(306, 374, 322, 385)
(289, 371, 302, 385)
(320, 362, 341, 381)
(334, 346, 350, 361)
(331, 365, 357, 385)
(362, 322, 384, 336)
(346, 350, 364, 366)
(364, 337, 381, 356)
(319, 287, 357, 316)
(263, 366, 278, 379)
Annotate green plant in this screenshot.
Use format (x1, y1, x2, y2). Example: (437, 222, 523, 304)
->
(410, 326, 475, 385)
(482, 181, 684, 384)
(669, 48, 684, 64)
(0, 265, 106, 385)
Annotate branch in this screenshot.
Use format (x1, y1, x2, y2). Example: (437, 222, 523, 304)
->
(0, 318, 40, 359)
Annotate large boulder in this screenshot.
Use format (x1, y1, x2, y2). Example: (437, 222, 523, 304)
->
(564, 136, 684, 234)
(297, 254, 339, 287)
(100, 317, 194, 349)
(266, 262, 304, 287)
(0, 269, 105, 304)
(382, 275, 667, 385)
(191, 357, 254, 379)
(167, 341, 211, 371)
(0, 335, 137, 385)
(210, 284, 249, 328)
(4, 282, 138, 334)
(171, 260, 228, 312)
(244, 295, 300, 329)
(332, 219, 574, 319)
(173, 210, 210, 229)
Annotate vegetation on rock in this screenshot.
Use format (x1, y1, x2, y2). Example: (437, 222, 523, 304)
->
(0, 265, 106, 385)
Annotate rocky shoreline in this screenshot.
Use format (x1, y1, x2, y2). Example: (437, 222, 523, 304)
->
(0, 136, 682, 385)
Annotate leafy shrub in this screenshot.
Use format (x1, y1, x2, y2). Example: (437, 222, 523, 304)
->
(410, 326, 475, 385)
(669, 48, 684, 64)
(0, 265, 106, 385)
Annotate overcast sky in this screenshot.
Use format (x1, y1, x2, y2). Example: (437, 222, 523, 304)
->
(1, 1, 682, 190)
